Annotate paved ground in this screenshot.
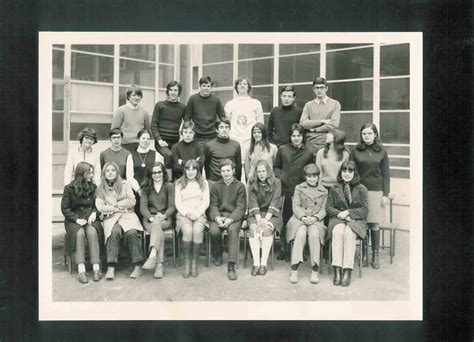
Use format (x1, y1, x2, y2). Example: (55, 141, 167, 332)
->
(51, 224, 409, 302)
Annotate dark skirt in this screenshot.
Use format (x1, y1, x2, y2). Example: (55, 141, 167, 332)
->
(247, 211, 283, 233)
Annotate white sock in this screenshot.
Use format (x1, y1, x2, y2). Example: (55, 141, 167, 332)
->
(149, 247, 157, 258)
(248, 237, 261, 266)
(78, 263, 86, 273)
(92, 263, 100, 271)
(260, 236, 273, 267)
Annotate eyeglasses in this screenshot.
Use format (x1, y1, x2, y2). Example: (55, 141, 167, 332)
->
(313, 86, 327, 90)
(152, 171, 163, 175)
(341, 169, 355, 172)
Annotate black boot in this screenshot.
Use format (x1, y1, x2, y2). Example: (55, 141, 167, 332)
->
(182, 241, 191, 278)
(191, 242, 201, 277)
(227, 262, 237, 280)
(333, 266, 342, 286)
(341, 268, 352, 287)
(371, 230, 380, 269)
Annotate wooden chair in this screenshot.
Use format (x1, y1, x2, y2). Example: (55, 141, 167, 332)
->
(379, 195, 400, 264)
(327, 235, 367, 278)
(205, 221, 244, 269)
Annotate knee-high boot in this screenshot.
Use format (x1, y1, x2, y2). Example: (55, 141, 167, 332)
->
(371, 230, 380, 269)
(191, 242, 201, 277)
(182, 241, 192, 278)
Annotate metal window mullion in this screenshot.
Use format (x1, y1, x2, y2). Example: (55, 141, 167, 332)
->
(373, 42, 381, 128)
(113, 44, 120, 112)
(174, 44, 179, 81)
(155, 44, 160, 101)
(273, 44, 279, 108)
(320, 43, 326, 79)
(63, 44, 72, 144)
(232, 43, 238, 100)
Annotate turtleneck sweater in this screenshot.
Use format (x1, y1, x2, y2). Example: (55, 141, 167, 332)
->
(268, 103, 303, 146)
(204, 136, 242, 181)
(184, 93, 226, 139)
(151, 100, 186, 142)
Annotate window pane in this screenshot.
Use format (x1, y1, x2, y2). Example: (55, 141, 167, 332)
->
(279, 54, 320, 84)
(385, 145, 409, 156)
(192, 66, 199, 89)
(119, 87, 155, 114)
(53, 49, 64, 79)
(119, 59, 155, 87)
(71, 52, 113, 83)
(53, 44, 64, 48)
(203, 62, 233, 88)
(326, 48, 373, 80)
(380, 78, 410, 109)
(252, 87, 273, 113)
(238, 44, 274, 59)
(53, 84, 64, 110)
(71, 83, 113, 112)
(390, 169, 409, 179)
(328, 80, 373, 110)
(326, 44, 372, 50)
(120, 44, 156, 61)
(203, 44, 233, 63)
(52, 112, 63, 141)
(157, 90, 167, 102)
(339, 112, 373, 143)
(70, 122, 111, 141)
(380, 112, 409, 144)
(390, 157, 410, 168)
(291, 84, 314, 110)
(159, 65, 174, 88)
(71, 44, 114, 55)
(212, 90, 234, 105)
(381, 43, 409, 76)
(159, 45, 174, 63)
(279, 44, 320, 55)
(238, 59, 273, 85)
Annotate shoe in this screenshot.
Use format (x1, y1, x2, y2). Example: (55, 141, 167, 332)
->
(78, 272, 89, 284)
(214, 255, 223, 266)
(310, 271, 320, 284)
(333, 266, 342, 286)
(92, 270, 102, 282)
(191, 260, 198, 277)
(371, 252, 380, 269)
(251, 266, 259, 276)
(289, 270, 298, 284)
(142, 256, 157, 270)
(227, 264, 237, 281)
(342, 268, 352, 287)
(370, 230, 380, 269)
(183, 259, 191, 278)
(258, 265, 267, 276)
(154, 262, 163, 279)
(129, 265, 142, 279)
(105, 267, 115, 280)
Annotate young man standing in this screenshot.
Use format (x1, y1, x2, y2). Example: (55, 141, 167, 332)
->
(268, 85, 303, 147)
(184, 76, 226, 144)
(208, 159, 247, 280)
(204, 118, 242, 182)
(111, 85, 151, 153)
(299, 77, 341, 155)
(100, 128, 134, 181)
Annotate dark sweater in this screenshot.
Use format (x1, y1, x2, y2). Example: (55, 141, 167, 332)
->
(171, 140, 205, 179)
(151, 100, 186, 142)
(268, 104, 303, 146)
(184, 93, 226, 139)
(131, 149, 157, 185)
(140, 182, 176, 221)
(204, 136, 242, 181)
(350, 144, 390, 195)
(100, 148, 130, 179)
(273, 144, 315, 192)
(209, 179, 246, 222)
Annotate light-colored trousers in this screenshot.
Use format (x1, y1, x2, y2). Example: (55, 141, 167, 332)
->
(291, 224, 321, 267)
(331, 223, 357, 269)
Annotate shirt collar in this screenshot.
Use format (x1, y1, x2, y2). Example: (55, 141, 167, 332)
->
(314, 96, 328, 105)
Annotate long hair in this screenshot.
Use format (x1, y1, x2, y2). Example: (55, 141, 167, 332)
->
(175, 159, 206, 191)
(141, 161, 167, 195)
(96, 162, 124, 199)
(72, 162, 96, 198)
(249, 122, 271, 155)
(323, 127, 347, 161)
(336, 160, 361, 186)
(248, 160, 275, 193)
(355, 122, 383, 152)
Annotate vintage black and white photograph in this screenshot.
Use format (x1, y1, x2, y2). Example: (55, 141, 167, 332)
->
(38, 32, 422, 320)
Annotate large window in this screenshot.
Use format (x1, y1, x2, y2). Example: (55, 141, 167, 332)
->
(52, 47, 65, 142)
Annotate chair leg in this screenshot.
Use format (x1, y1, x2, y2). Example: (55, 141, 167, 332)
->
(243, 230, 247, 268)
(359, 240, 362, 278)
(393, 229, 396, 258)
(271, 230, 275, 270)
(381, 228, 385, 250)
(319, 246, 324, 274)
(207, 231, 211, 267)
(172, 230, 176, 269)
(328, 243, 332, 274)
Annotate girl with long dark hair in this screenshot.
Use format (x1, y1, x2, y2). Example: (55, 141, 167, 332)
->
(244, 123, 278, 180)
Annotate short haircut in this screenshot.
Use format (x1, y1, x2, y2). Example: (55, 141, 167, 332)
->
(126, 85, 143, 100)
(290, 123, 306, 142)
(312, 77, 328, 87)
(109, 128, 123, 138)
(234, 77, 252, 94)
(136, 128, 151, 140)
(280, 85, 296, 96)
(166, 80, 182, 96)
(216, 117, 231, 129)
(199, 76, 212, 85)
(77, 127, 98, 144)
(304, 163, 320, 176)
(219, 158, 235, 170)
(180, 120, 195, 134)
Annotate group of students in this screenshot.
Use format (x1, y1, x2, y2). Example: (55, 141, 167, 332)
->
(61, 75, 391, 288)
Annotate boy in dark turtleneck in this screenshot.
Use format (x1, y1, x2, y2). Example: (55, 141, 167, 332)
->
(204, 118, 242, 182)
(184, 76, 226, 144)
(268, 85, 303, 147)
(171, 121, 205, 180)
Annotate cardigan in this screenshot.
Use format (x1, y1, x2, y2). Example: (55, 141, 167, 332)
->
(171, 140, 205, 180)
(315, 148, 350, 188)
(208, 179, 246, 222)
(267, 104, 303, 146)
(64, 145, 101, 185)
(184, 93, 226, 139)
(111, 103, 151, 144)
(350, 144, 390, 195)
(204, 136, 242, 181)
(248, 178, 282, 218)
(244, 143, 278, 179)
(140, 182, 176, 222)
(273, 144, 315, 193)
(151, 100, 186, 142)
(299, 97, 341, 146)
(175, 180, 209, 217)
